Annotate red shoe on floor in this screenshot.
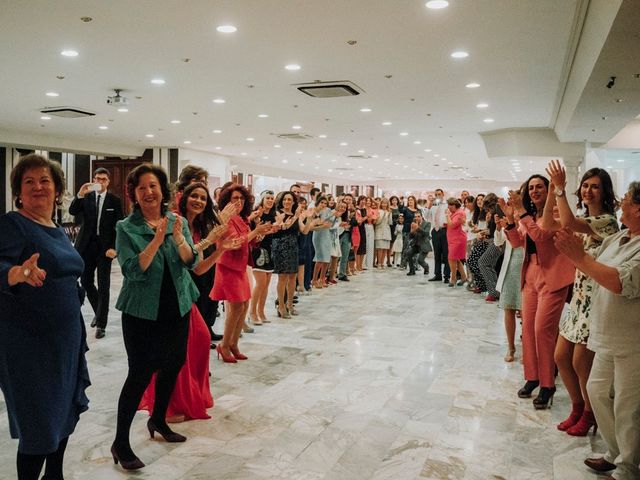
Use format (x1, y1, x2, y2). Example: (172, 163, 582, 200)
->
(216, 344, 237, 363)
(557, 402, 584, 431)
(328, 279, 338, 285)
(473, 287, 482, 294)
(567, 410, 597, 436)
(485, 295, 498, 302)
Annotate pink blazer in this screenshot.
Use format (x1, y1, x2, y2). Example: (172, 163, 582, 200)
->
(505, 216, 575, 292)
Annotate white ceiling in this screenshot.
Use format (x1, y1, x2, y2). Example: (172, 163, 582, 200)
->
(1, 0, 635, 184)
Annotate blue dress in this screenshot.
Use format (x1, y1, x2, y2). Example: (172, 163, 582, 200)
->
(0, 212, 90, 454)
(312, 208, 334, 262)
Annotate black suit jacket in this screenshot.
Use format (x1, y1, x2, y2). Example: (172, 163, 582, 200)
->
(69, 191, 124, 255)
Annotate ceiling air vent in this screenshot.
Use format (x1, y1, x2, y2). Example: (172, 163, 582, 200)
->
(294, 80, 363, 98)
(40, 106, 96, 118)
(347, 155, 373, 159)
(274, 133, 314, 140)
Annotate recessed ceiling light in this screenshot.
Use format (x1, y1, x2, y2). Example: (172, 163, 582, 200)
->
(451, 51, 469, 59)
(328, 169, 333, 173)
(285, 64, 301, 71)
(151, 78, 166, 85)
(476, 103, 489, 108)
(299, 163, 305, 166)
(98, 125, 108, 130)
(617, 159, 625, 162)
(216, 25, 237, 33)
(382, 121, 392, 126)
(400, 132, 409, 136)
(466, 83, 481, 89)
(145, 134, 154, 138)
(425, 0, 449, 9)
(384, 158, 390, 162)
(241, 152, 247, 156)
(183, 140, 191, 144)
(314, 166, 319, 169)
(282, 159, 289, 163)
(424, 149, 432, 152)
(170, 120, 181, 124)
(434, 154, 440, 157)
(60, 50, 78, 57)
(262, 156, 269, 160)
(117, 108, 128, 113)
(360, 108, 372, 113)
(331, 159, 337, 162)
(358, 165, 364, 169)
(292, 125, 302, 130)
(274, 144, 281, 148)
(340, 142, 348, 146)
(394, 162, 400, 166)
(40, 116, 51, 120)
(213, 98, 226, 104)
(357, 149, 365, 154)
(413, 141, 422, 145)
(212, 129, 222, 134)
(317, 134, 327, 139)
(45, 92, 59, 97)
(215, 146, 222, 150)
(258, 114, 269, 118)
(483, 118, 495, 123)
(246, 137, 255, 141)
(296, 151, 303, 154)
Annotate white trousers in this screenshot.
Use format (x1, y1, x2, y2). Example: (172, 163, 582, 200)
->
(365, 224, 375, 270)
(587, 351, 640, 480)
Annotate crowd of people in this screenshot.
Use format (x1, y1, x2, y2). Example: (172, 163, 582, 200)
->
(0, 154, 639, 480)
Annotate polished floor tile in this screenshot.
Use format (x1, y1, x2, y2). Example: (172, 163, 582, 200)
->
(0, 263, 607, 479)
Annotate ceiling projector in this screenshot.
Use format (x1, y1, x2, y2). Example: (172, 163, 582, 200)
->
(107, 89, 129, 106)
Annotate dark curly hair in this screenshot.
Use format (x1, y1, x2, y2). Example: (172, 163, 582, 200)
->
(126, 163, 171, 214)
(10, 154, 65, 209)
(178, 182, 219, 239)
(218, 183, 254, 219)
(522, 174, 549, 217)
(276, 191, 299, 213)
(576, 168, 618, 216)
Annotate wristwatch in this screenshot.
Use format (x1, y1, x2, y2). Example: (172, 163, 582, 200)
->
(554, 186, 565, 197)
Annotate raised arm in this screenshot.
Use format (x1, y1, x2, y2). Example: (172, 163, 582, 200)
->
(546, 159, 593, 234)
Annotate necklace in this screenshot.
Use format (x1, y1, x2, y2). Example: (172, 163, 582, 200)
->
(144, 217, 162, 229)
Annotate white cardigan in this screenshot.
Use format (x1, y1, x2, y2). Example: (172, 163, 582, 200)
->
(494, 227, 522, 292)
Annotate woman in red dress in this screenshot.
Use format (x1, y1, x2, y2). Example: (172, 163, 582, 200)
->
(445, 197, 468, 287)
(210, 184, 272, 363)
(139, 182, 234, 421)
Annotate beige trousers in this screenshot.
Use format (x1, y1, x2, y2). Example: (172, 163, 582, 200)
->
(587, 351, 640, 480)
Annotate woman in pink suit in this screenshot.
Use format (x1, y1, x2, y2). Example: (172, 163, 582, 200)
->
(210, 184, 272, 363)
(445, 198, 468, 287)
(502, 175, 575, 409)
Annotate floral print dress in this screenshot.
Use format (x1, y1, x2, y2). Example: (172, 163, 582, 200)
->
(560, 214, 619, 344)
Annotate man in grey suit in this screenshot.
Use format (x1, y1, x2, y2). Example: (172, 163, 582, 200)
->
(406, 212, 432, 276)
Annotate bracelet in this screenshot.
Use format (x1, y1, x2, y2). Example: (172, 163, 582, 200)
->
(140, 250, 153, 258)
(519, 212, 530, 220)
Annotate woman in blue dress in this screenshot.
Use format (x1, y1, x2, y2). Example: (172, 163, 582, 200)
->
(0, 154, 90, 480)
(311, 196, 336, 288)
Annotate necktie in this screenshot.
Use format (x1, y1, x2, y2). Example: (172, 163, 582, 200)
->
(96, 194, 102, 234)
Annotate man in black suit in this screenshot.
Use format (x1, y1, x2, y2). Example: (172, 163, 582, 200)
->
(69, 167, 124, 338)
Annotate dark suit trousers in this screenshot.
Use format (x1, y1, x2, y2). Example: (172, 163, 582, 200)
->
(431, 228, 450, 280)
(81, 236, 113, 329)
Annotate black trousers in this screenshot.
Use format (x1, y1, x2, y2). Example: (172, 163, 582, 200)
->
(80, 237, 112, 329)
(431, 228, 450, 280)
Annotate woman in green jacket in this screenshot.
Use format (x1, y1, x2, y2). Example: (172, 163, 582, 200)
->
(111, 164, 199, 470)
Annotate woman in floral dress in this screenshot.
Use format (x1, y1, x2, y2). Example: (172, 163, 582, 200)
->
(545, 160, 619, 436)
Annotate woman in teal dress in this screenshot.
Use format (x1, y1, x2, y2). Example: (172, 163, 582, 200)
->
(0, 154, 90, 480)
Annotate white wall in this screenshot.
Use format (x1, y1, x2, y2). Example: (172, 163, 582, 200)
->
(178, 148, 230, 186)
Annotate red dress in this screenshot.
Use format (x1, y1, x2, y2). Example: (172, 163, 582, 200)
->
(210, 215, 252, 302)
(446, 209, 467, 260)
(139, 305, 213, 419)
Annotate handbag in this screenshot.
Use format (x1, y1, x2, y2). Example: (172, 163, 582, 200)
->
(252, 247, 270, 267)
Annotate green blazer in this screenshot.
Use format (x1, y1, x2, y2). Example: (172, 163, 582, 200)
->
(115, 209, 199, 320)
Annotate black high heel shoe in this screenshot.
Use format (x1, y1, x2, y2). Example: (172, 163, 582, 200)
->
(110, 443, 145, 470)
(517, 380, 540, 398)
(147, 418, 187, 442)
(533, 386, 556, 410)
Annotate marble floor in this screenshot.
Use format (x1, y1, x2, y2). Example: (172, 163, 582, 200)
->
(0, 261, 608, 479)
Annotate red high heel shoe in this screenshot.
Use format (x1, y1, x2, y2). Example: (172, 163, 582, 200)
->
(216, 344, 237, 363)
(229, 346, 248, 360)
(557, 402, 584, 431)
(567, 410, 597, 436)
